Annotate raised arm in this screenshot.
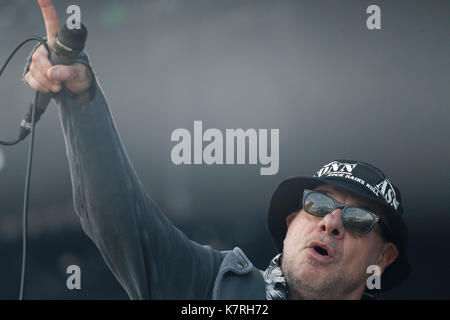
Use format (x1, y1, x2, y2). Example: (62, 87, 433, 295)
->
(24, 0, 224, 299)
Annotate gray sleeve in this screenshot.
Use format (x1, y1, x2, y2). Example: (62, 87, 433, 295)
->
(27, 47, 224, 299)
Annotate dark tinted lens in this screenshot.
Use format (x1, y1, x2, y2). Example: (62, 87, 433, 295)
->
(304, 192, 335, 217)
(342, 207, 377, 234)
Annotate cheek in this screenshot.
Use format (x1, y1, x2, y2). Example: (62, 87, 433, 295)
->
(342, 238, 380, 270)
(284, 213, 316, 250)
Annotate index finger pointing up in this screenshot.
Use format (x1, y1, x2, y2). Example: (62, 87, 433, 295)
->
(37, 0, 60, 48)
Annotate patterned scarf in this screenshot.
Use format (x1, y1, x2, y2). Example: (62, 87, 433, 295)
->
(263, 254, 288, 300)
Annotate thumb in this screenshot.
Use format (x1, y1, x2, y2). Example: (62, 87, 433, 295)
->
(48, 65, 78, 82)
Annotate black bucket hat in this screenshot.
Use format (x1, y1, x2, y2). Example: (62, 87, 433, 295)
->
(267, 159, 411, 292)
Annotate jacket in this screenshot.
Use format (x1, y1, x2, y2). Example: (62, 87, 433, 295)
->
(37, 52, 268, 299)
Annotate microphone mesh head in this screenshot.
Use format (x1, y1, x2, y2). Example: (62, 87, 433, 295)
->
(55, 23, 88, 53)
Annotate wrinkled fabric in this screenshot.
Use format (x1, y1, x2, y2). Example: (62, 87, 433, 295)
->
(56, 79, 229, 299)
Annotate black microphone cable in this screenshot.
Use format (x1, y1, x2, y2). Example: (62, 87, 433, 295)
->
(0, 36, 48, 300)
(0, 36, 49, 146)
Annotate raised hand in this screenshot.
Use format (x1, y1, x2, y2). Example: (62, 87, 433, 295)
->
(24, 0, 93, 101)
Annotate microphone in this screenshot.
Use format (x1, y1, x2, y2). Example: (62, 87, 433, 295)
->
(19, 23, 88, 141)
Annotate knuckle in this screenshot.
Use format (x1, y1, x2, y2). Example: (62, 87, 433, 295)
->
(31, 64, 47, 82)
(29, 79, 38, 90)
(32, 50, 42, 61)
(37, 45, 47, 56)
(29, 76, 49, 93)
(28, 66, 42, 81)
(28, 61, 37, 74)
(24, 72, 30, 84)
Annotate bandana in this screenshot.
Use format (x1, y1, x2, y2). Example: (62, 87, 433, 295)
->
(263, 254, 288, 300)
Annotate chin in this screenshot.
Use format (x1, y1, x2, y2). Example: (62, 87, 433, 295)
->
(300, 261, 322, 275)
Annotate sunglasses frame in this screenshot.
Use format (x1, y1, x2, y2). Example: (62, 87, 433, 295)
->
(302, 189, 387, 236)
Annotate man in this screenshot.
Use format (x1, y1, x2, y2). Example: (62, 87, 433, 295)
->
(24, 0, 410, 299)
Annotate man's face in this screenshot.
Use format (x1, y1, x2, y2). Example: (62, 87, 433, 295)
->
(281, 184, 398, 299)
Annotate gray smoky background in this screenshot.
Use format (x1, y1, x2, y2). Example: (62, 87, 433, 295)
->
(0, 0, 448, 299)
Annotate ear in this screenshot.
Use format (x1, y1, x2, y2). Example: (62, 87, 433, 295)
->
(378, 242, 399, 273)
(286, 212, 298, 228)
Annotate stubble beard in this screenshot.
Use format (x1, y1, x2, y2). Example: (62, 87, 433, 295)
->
(282, 249, 365, 300)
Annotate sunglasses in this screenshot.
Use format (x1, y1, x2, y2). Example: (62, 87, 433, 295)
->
(302, 189, 388, 236)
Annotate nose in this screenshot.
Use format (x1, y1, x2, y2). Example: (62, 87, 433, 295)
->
(317, 208, 345, 239)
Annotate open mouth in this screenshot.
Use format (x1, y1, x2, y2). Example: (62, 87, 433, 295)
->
(314, 246, 328, 256)
(308, 241, 334, 261)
